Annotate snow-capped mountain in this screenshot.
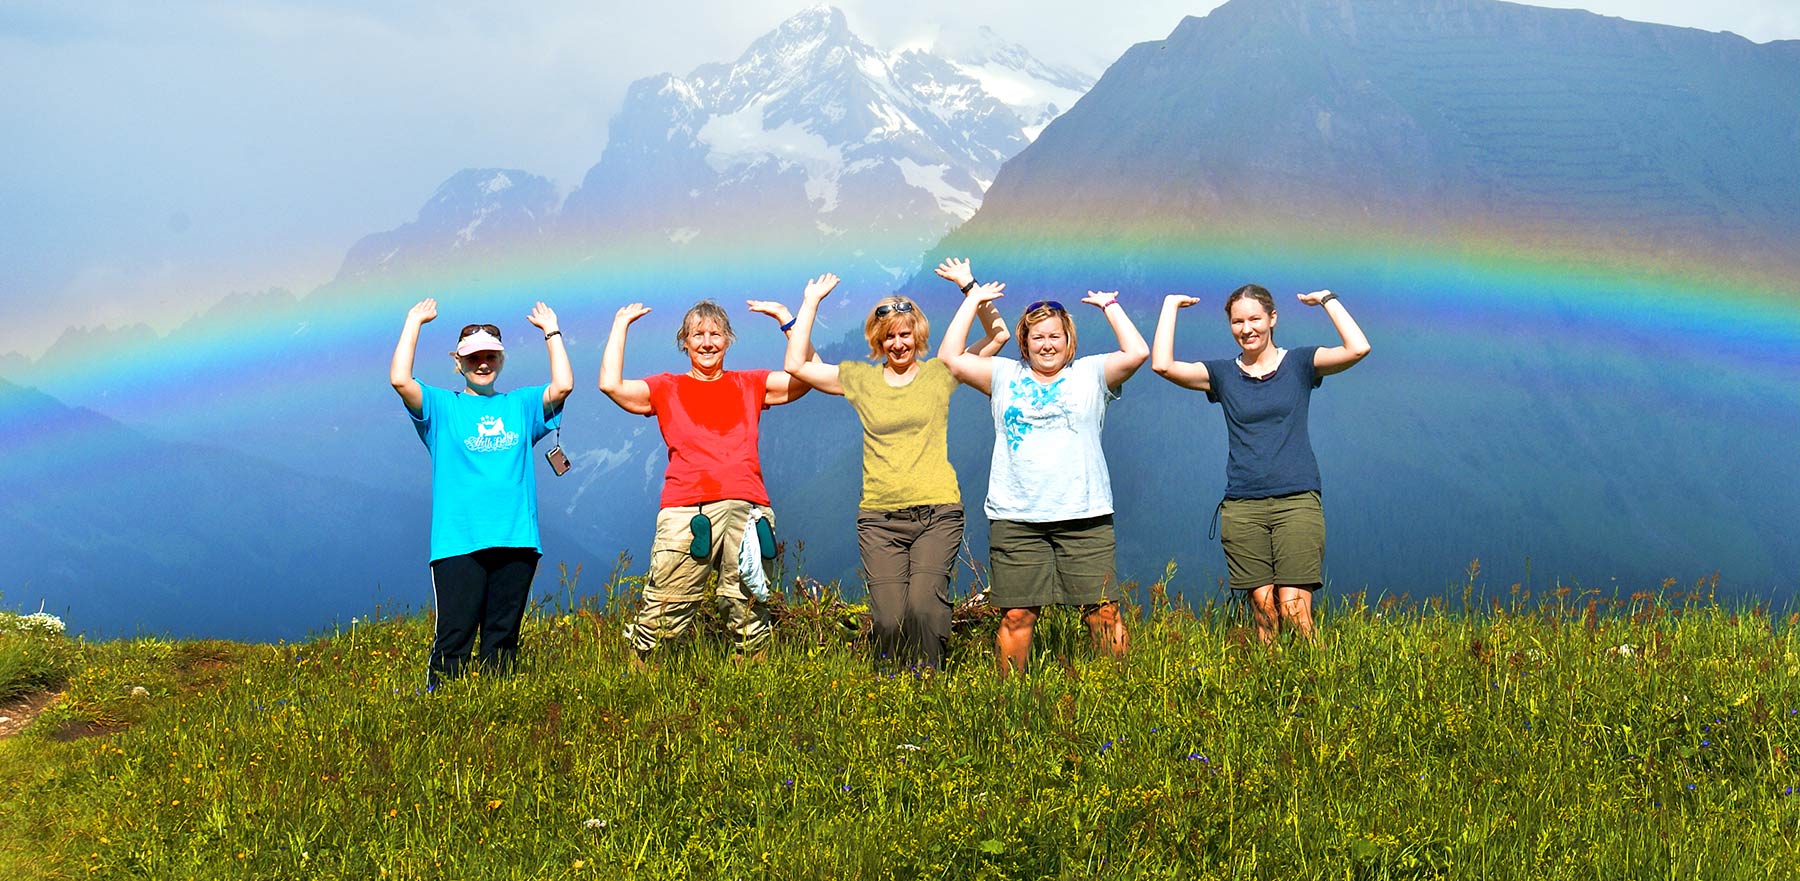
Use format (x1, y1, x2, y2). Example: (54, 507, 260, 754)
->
(337, 168, 557, 280)
(332, 8, 1092, 289)
(559, 5, 1095, 287)
(933, 25, 1094, 139)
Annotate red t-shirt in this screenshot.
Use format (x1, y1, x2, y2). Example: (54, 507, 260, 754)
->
(644, 370, 771, 507)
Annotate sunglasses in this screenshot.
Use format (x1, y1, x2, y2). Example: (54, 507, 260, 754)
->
(1025, 300, 1066, 313)
(873, 301, 916, 318)
(459, 323, 502, 340)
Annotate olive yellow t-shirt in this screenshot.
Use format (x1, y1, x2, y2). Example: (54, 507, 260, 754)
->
(837, 359, 961, 510)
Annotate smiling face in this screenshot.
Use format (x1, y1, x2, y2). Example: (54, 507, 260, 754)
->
(882, 324, 919, 371)
(1224, 288, 1281, 356)
(864, 298, 930, 372)
(456, 350, 504, 389)
(683, 318, 730, 372)
(1024, 315, 1072, 375)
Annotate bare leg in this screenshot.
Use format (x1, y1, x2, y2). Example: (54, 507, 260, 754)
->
(1082, 601, 1128, 658)
(995, 606, 1040, 677)
(1277, 586, 1316, 640)
(1246, 585, 1280, 644)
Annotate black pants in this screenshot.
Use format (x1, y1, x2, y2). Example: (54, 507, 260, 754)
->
(428, 547, 540, 687)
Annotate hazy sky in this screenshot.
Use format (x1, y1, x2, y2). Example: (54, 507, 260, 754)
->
(2, 0, 1796, 357)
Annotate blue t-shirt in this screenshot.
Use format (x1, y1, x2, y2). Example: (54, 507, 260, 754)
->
(1203, 346, 1323, 499)
(410, 384, 561, 562)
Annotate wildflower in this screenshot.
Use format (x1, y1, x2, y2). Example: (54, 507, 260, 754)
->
(781, 779, 794, 787)
(582, 818, 606, 830)
(896, 743, 921, 751)
(15, 612, 65, 635)
(1686, 784, 1696, 791)
(1099, 740, 1114, 756)
(841, 784, 852, 792)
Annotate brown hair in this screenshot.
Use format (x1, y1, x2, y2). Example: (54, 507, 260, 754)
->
(1223, 284, 1276, 317)
(1014, 301, 1077, 366)
(863, 297, 931, 361)
(675, 300, 735, 352)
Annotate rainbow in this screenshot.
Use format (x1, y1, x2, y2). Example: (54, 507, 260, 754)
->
(8, 212, 1799, 468)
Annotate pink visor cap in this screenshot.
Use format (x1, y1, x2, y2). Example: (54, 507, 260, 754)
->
(456, 331, 505, 356)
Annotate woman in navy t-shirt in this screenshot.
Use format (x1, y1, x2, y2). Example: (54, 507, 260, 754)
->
(1150, 285, 1370, 643)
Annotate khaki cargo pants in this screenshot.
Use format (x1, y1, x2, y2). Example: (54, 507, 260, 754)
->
(627, 499, 774, 654)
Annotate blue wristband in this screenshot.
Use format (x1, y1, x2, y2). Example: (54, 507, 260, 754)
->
(780, 317, 798, 332)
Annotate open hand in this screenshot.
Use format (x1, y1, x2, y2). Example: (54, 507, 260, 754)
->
(614, 303, 652, 325)
(527, 301, 559, 334)
(1163, 294, 1200, 309)
(801, 273, 840, 302)
(1081, 291, 1120, 309)
(1296, 290, 1334, 307)
(407, 299, 438, 325)
(746, 299, 794, 326)
(935, 257, 974, 288)
(967, 281, 1006, 304)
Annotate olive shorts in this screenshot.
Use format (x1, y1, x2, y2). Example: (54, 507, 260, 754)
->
(1219, 491, 1325, 592)
(988, 514, 1117, 609)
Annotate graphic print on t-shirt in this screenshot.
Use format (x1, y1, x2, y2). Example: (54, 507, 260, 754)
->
(463, 414, 521, 453)
(1002, 374, 1069, 452)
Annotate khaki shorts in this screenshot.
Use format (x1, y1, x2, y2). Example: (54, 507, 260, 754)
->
(628, 500, 774, 654)
(988, 515, 1117, 609)
(1219, 492, 1325, 592)
(645, 500, 774, 602)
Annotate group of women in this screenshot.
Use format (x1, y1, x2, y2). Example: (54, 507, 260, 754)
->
(390, 260, 1369, 684)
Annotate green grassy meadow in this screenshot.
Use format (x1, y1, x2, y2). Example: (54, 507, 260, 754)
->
(2, 568, 1797, 880)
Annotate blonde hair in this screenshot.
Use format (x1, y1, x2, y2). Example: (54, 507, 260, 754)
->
(676, 300, 735, 352)
(1015, 302, 1077, 367)
(863, 297, 931, 361)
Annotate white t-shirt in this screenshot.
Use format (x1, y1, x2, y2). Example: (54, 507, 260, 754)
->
(985, 355, 1119, 522)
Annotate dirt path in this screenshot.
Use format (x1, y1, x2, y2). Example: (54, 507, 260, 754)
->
(0, 690, 62, 738)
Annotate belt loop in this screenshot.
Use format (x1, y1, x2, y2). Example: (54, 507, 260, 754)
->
(1207, 498, 1225, 541)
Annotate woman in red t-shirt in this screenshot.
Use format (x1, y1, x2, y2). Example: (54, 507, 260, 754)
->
(598, 295, 816, 661)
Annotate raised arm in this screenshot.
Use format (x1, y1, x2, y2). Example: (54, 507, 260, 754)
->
(936, 257, 1011, 356)
(781, 273, 844, 396)
(389, 298, 435, 415)
(597, 303, 654, 415)
(1300, 290, 1371, 376)
(1151, 294, 1213, 391)
(746, 297, 815, 406)
(935, 281, 1005, 396)
(1082, 291, 1149, 389)
(527, 301, 575, 417)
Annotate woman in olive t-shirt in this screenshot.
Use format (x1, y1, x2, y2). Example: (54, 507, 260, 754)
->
(781, 261, 1010, 669)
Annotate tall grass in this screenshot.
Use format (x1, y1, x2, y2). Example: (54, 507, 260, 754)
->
(1, 569, 1796, 880)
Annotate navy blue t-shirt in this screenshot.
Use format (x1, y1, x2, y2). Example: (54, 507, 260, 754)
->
(1203, 345, 1323, 499)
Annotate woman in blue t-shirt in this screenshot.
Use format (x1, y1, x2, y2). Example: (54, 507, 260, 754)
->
(1151, 285, 1370, 643)
(389, 298, 574, 687)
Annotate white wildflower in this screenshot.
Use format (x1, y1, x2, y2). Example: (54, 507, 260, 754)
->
(583, 818, 607, 830)
(15, 612, 65, 635)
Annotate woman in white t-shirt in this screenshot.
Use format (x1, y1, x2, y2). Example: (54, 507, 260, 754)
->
(938, 283, 1149, 676)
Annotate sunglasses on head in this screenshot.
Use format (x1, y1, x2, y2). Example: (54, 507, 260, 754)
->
(1025, 300, 1066, 313)
(873, 301, 916, 318)
(459, 323, 502, 340)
